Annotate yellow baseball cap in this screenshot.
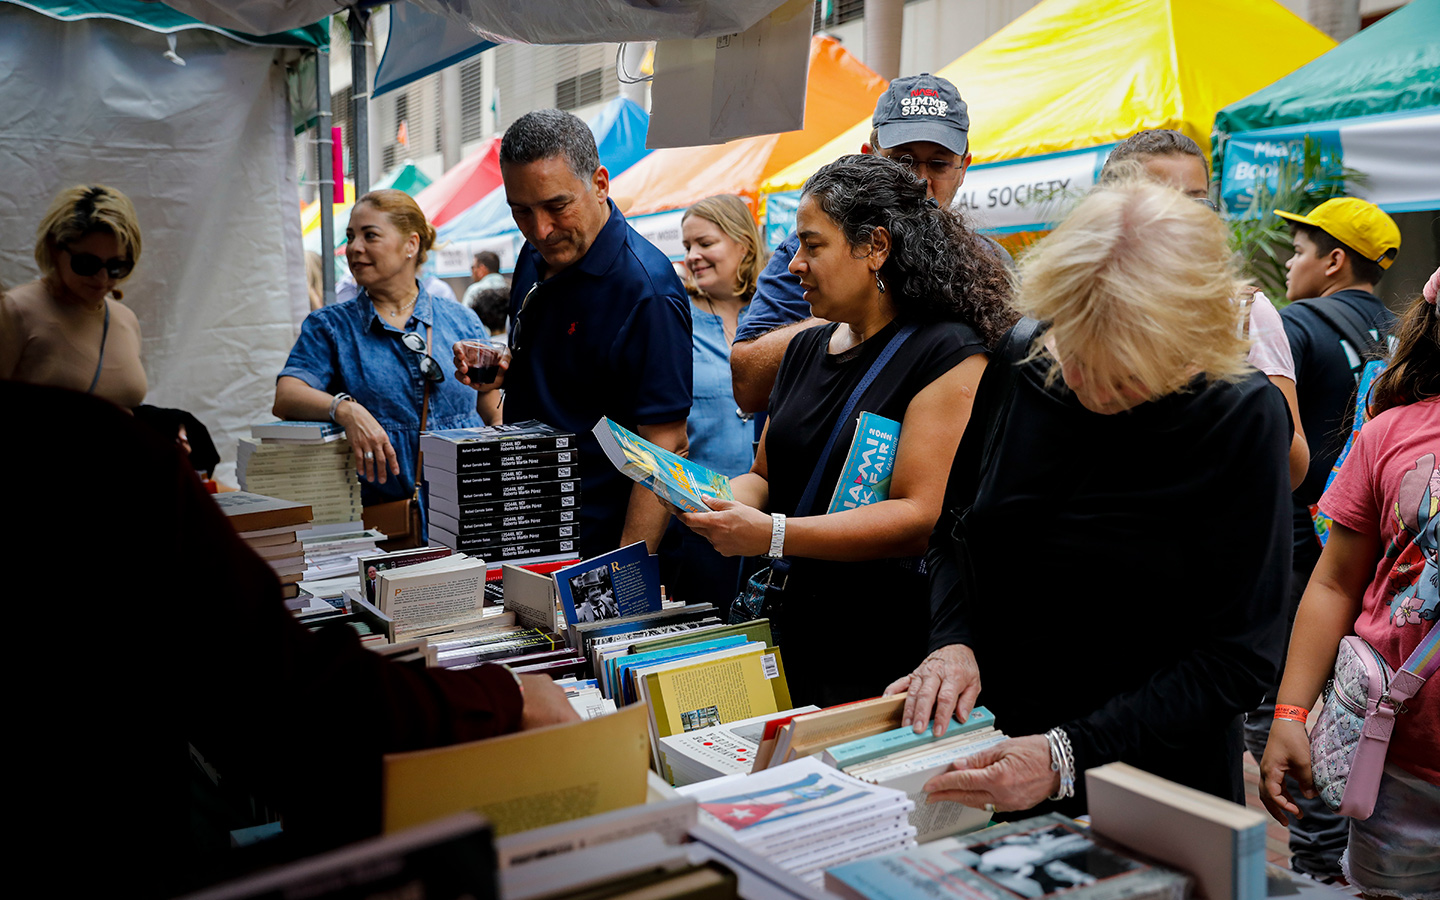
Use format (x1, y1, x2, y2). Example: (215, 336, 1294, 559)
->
(1276, 198, 1401, 269)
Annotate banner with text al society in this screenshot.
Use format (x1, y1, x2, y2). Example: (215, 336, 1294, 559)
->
(763, 144, 1111, 242)
(1221, 108, 1440, 216)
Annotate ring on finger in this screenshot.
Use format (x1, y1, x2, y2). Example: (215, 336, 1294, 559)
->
(365, 451, 375, 460)
(983, 802, 996, 813)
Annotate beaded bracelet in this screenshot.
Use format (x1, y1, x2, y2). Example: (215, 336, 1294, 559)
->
(1274, 704, 1310, 724)
(1045, 727, 1076, 801)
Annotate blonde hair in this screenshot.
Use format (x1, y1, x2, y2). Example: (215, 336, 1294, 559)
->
(1016, 178, 1250, 401)
(682, 194, 766, 301)
(34, 184, 142, 278)
(354, 189, 436, 264)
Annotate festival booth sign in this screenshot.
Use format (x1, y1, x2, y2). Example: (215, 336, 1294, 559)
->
(433, 97, 657, 277)
(0, 0, 326, 486)
(761, 0, 1335, 248)
(604, 36, 886, 262)
(1214, 0, 1440, 216)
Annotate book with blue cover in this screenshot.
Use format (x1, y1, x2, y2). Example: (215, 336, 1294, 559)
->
(592, 418, 733, 514)
(552, 541, 661, 629)
(827, 412, 901, 514)
(820, 707, 997, 770)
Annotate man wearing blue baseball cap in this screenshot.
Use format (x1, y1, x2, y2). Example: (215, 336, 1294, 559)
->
(731, 73, 1008, 412)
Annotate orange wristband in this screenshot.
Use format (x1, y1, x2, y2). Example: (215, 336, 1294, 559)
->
(1274, 704, 1309, 723)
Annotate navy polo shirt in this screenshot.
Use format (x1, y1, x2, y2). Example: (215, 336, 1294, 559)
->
(505, 199, 693, 555)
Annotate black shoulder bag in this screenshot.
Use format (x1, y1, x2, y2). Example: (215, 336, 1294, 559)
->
(729, 323, 919, 641)
(925, 317, 1041, 651)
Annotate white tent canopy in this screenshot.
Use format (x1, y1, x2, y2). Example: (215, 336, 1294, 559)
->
(0, 7, 308, 483)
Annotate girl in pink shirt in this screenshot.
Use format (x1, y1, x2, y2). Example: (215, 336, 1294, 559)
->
(1261, 275, 1439, 899)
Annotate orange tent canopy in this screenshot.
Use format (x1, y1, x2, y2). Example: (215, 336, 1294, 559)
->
(610, 36, 886, 217)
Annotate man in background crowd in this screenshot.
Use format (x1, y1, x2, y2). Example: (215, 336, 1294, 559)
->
(471, 286, 511, 344)
(731, 73, 1009, 412)
(457, 108, 692, 556)
(462, 250, 507, 311)
(1260, 197, 1402, 882)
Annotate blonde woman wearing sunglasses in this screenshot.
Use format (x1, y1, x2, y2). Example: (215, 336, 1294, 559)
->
(1, 184, 147, 408)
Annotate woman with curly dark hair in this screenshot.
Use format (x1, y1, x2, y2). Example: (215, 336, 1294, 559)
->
(682, 154, 1015, 706)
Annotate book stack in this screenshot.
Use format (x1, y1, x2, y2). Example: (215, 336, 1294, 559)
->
(679, 757, 917, 886)
(213, 492, 314, 599)
(661, 708, 820, 787)
(238, 421, 363, 529)
(421, 421, 581, 565)
(820, 709, 1007, 843)
(824, 812, 1191, 900)
(301, 527, 384, 584)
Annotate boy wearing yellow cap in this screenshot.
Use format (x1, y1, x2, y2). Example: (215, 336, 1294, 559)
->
(1254, 196, 1401, 882)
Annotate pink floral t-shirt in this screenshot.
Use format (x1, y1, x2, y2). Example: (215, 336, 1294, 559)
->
(1319, 396, 1439, 784)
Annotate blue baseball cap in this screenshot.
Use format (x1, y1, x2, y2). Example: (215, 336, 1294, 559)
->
(871, 73, 970, 157)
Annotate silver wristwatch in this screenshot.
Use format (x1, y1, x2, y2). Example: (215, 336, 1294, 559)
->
(766, 513, 786, 559)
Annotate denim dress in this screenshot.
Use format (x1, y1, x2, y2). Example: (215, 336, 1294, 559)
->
(278, 281, 488, 514)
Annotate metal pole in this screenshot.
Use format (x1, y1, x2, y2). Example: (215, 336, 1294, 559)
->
(316, 45, 336, 306)
(349, 10, 370, 195)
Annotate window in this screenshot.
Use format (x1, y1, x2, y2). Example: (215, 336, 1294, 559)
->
(556, 68, 604, 110)
(460, 57, 486, 143)
(816, 0, 865, 28)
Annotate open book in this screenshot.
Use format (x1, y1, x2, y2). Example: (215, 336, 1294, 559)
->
(592, 418, 734, 513)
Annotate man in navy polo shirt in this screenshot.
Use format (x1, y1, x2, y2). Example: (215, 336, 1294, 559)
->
(731, 73, 1010, 412)
(457, 109, 692, 556)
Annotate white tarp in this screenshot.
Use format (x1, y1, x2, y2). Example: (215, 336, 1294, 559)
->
(0, 9, 307, 483)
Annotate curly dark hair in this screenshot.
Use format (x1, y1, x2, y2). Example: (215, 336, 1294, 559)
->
(800, 154, 1015, 346)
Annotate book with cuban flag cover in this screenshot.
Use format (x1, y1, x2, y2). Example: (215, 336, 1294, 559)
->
(827, 413, 901, 514)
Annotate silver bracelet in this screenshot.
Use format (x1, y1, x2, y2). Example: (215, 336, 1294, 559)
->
(1045, 727, 1076, 801)
(328, 392, 353, 422)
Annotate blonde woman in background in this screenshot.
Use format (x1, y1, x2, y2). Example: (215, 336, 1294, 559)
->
(0, 184, 147, 408)
(895, 178, 1293, 817)
(659, 194, 768, 609)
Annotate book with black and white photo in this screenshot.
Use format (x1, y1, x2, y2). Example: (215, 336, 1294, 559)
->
(552, 541, 662, 627)
(824, 812, 1190, 900)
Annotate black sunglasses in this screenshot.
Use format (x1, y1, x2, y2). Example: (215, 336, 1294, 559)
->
(62, 245, 134, 280)
(510, 282, 541, 352)
(400, 331, 446, 384)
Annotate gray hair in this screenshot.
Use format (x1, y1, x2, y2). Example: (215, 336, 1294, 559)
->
(500, 109, 600, 180)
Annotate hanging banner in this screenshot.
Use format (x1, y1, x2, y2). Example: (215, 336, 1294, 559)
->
(628, 209, 688, 261)
(434, 235, 523, 279)
(764, 189, 801, 250)
(951, 146, 1109, 233)
(1220, 109, 1440, 216)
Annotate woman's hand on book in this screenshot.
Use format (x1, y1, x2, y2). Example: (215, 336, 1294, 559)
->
(921, 735, 1059, 813)
(334, 401, 399, 484)
(1258, 719, 1317, 827)
(680, 497, 770, 557)
(885, 644, 982, 736)
(519, 674, 581, 730)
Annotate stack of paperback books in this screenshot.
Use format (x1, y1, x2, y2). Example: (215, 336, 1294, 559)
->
(679, 757, 916, 885)
(238, 421, 363, 529)
(212, 492, 313, 599)
(421, 421, 581, 565)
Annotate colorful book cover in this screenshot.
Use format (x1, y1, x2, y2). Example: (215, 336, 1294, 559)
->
(827, 412, 901, 514)
(592, 417, 733, 514)
(552, 541, 662, 629)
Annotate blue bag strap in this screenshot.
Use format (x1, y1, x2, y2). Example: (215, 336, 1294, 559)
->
(794, 323, 918, 518)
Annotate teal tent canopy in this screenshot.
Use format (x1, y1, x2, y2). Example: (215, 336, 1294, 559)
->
(1215, 0, 1440, 214)
(2, 0, 328, 48)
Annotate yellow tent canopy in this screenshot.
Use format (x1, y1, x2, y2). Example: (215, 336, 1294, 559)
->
(764, 0, 1334, 196)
